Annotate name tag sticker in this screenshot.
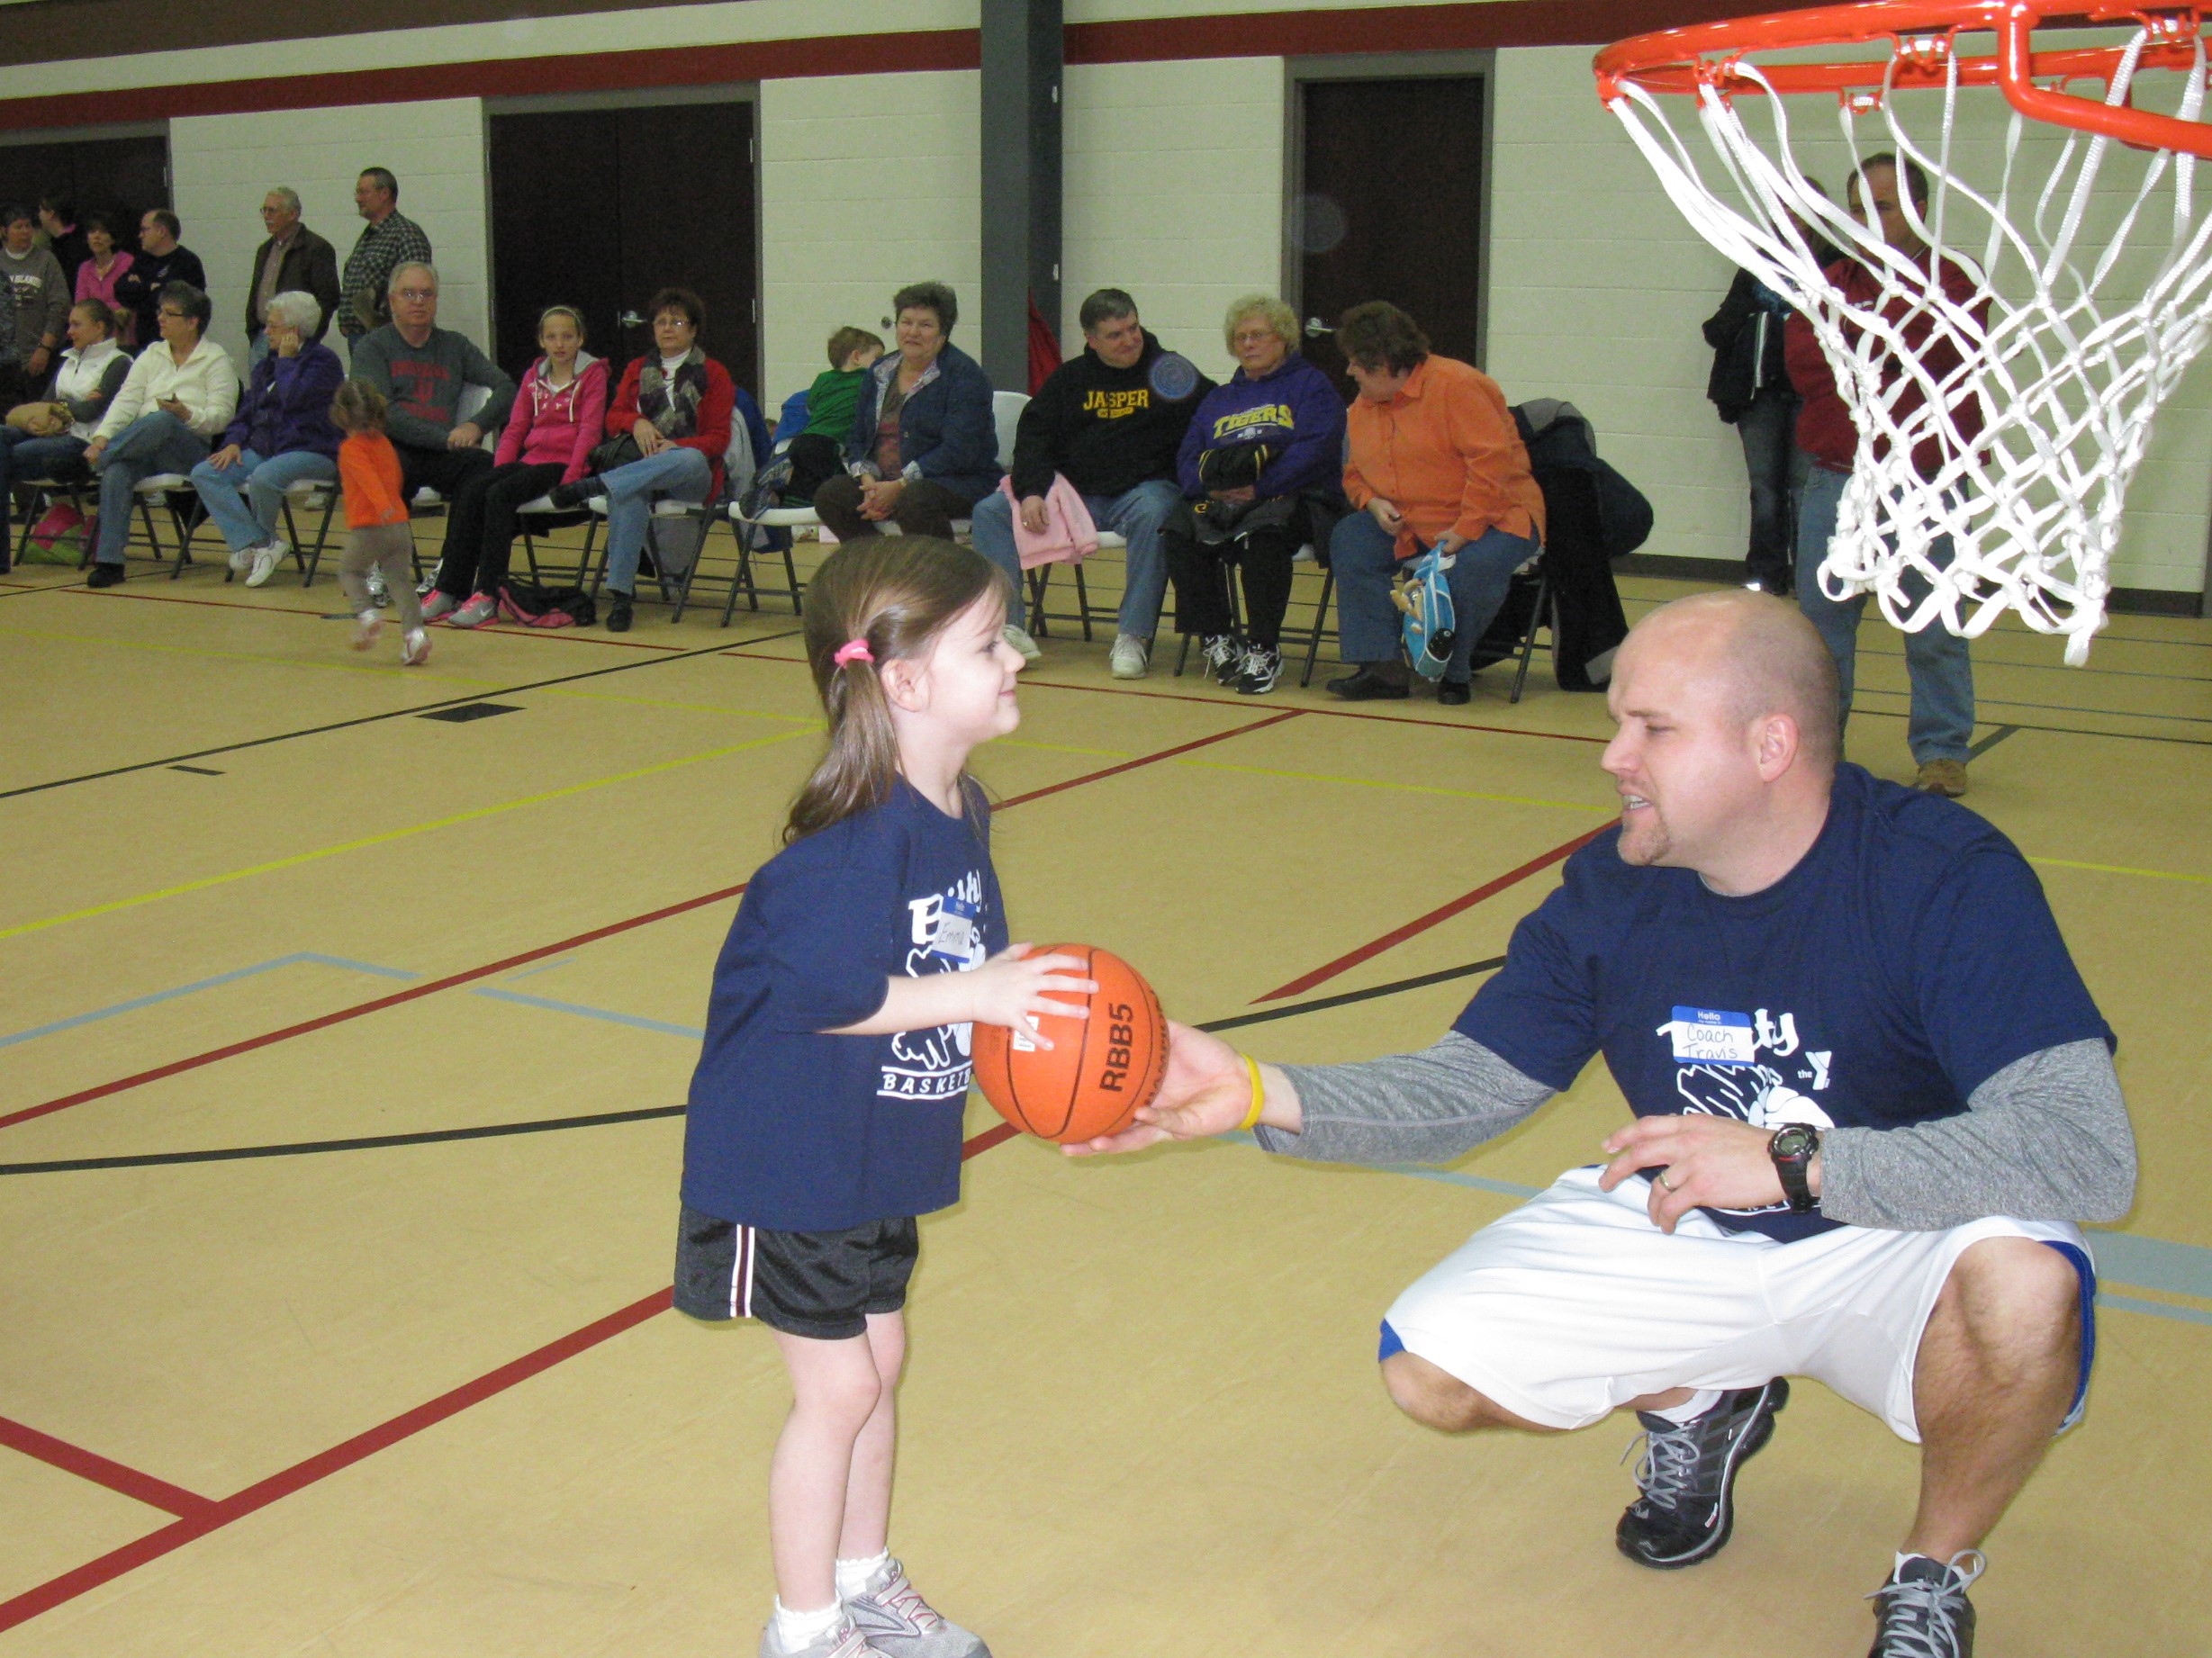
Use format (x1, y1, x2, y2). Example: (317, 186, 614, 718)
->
(928, 896, 980, 964)
(1663, 1006, 1756, 1066)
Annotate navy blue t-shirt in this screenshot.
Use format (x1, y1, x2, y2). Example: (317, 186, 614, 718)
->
(681, 779, 1009, 1233)
(1455, 764, 2113, 1240)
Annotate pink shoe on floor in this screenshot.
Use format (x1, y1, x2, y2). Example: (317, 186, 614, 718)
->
(447, 591, 500, 628)
(419, 590, 460, 622)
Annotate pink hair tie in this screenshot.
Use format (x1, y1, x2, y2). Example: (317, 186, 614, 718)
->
(833, 638, 874, 668)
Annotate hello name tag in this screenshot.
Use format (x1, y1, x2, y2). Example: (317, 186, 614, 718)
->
(1664, 1006, 1756, 1066)
(928, 898, 980, 965)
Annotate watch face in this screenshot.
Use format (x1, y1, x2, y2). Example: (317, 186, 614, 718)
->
(1772, 1125, 1818, 1159)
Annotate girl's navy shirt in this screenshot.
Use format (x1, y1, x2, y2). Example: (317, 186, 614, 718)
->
(682, 779, 1007, 1233)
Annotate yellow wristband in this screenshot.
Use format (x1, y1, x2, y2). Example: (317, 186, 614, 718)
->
(1238, 1054, 1266, 1132)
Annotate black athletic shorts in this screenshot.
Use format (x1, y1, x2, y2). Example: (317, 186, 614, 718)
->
(673, 1203, 918, 1339)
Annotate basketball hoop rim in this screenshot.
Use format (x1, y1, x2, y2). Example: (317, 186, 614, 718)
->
(1595, 0, 2212, 158)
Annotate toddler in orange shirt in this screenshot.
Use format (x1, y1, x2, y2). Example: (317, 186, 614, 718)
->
(330, 380, 429, 664)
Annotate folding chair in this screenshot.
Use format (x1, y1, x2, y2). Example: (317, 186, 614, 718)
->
(582, 417, 754, 624)
(131, 472, 205, 578)
(8, 476, 90, 571)
(277, 476, 341, 586)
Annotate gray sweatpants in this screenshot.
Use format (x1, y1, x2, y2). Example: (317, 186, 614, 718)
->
(341, 521, 423, 630)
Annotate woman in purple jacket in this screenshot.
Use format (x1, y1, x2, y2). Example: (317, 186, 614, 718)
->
(1162, 294, 1347, 695)
(188, 289, 344, 586)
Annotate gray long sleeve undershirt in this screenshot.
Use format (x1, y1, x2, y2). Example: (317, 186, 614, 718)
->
(1262, 1032, 2135, 1231)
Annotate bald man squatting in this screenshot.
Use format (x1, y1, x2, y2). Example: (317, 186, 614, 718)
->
(1079, 591, 2135, 1658)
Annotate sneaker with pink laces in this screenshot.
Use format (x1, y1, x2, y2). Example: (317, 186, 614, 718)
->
(843, 1559, 989, 1658)
(447, 592, 500, 628)
(418, 590, 460, 622)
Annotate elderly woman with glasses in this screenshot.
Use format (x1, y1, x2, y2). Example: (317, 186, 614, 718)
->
(80, 281, 238, 588)
(188, 289, 345, 586)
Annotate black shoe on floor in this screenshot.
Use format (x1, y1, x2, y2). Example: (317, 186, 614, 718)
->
(605, 591, 633, 633)
(1436, 678, 1471, 706)
(1616, 1378, 1788, 1570)
(1324, 665, 1410, 702)
(547, 475, 606, 511)
(1868, 1552, 1983, 1657)
(86, 562, 126, 588)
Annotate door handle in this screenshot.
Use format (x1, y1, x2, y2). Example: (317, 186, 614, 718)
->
(619, 311, 646, 328)
(1304, 316, 1332, 338)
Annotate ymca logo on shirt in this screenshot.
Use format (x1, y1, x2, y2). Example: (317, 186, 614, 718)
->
(879, 871, 989, 1102)
(1658, 1005, 1836, 1214)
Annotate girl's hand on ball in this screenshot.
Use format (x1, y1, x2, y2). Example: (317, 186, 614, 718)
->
(971, 943, 1095, 1048)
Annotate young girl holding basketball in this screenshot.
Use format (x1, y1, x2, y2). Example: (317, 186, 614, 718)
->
(677, 536, 1091, 1658)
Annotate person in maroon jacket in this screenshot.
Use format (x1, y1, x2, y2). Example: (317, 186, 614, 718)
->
(1789, 153, 1986, 798)
(550, 286, 734, 632)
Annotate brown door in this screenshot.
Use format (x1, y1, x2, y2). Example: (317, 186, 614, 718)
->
(1296, 77, 1485, 381)
(488, 100, 757, 392)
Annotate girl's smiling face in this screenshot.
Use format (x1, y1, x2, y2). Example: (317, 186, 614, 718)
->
(906, 591, 1024, 750)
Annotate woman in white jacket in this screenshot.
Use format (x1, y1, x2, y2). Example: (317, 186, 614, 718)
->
(0, 298, 129, 568)
(82, 281, 237, 587)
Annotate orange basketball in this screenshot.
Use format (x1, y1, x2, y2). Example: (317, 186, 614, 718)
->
(971, 944, 1167, 1143)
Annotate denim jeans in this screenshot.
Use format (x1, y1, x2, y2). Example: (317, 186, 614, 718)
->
(189, 446, 339, 553)
(92, 412, 211, 564)
(1736, 386, 1801, 590)
(0, 427, 92, 554)
(1796, 462, 1975, 764)
(970, 477, 1182, 638)
(600, 446, 711, 595)
(1330, 509, 1540, 680)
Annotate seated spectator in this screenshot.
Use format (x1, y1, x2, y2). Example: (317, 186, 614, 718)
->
(244, 189, 339, 365)
(349, 260, 517, 521)
(1326, 301, 1546, 707)
(72, 215, 134, 340)
(80, 281, 238, 588)
(1162, 293, 1346, 696)
(187, 290, 344, 587)
(781, 324, 883, 505)
(0, 297, 130, 565)
(971, 287, 1213, 675)
(813, 281, 998, 548)
(116, 210, 209, 355)
(421, 304, 609, 628)
(2, 206, 69, 406)
(545, 286, 732, 634)
(37, 197, 87, 290)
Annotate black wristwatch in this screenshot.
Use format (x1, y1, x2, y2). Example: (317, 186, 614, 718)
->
(1768, 1124, 1821, 1212)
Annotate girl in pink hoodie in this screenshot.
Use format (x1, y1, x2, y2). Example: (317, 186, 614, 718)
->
(423, 304, 609, 627)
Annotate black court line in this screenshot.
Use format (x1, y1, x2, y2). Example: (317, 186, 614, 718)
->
(1969, 725, 2020, 760)
(0, 957, 1509, 1176)
(0, 626, 808, 800)
(167, 765, 224, 776)
(1846, 682, 2212, 728)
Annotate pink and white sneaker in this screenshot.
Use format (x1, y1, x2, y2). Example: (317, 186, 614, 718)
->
(447, 591, 500, 628)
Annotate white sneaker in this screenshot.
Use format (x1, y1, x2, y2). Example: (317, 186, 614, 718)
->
(1003, 623, 1042, 662)
(758, 1613, 893, 1658)
(400, 627, 432, 666)
(843, 1558, 989, 1658)
(1109, 633, 1151, 680)
(227, 545, 254, 572)
(366, 569, 390, 607)
(350, 609, 382, 651)
(245, 543, 282, 587)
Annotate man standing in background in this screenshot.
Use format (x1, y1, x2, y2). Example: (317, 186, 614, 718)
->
(116, 211, 208, 350)
(339, 168, 432, 355)
(245, 187, 340, 365)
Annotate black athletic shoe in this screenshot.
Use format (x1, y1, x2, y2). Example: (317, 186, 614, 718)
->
(1615, 1378, 1788, 1569)
(1436, 678, 1471, 706)
(1324, 665, 1410, 701)
(605, 591, 633, 633)
(86, 562, 126, 588)
(1199, 632, 1241, 685)
(547, 474, 606, 511)
(1234, 644, 1283, 696)
(1867, 1552, 1982, 1657)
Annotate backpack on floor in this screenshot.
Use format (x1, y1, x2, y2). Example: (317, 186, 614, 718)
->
(496, 581, 597, 628)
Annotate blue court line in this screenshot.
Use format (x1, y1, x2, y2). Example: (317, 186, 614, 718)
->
(465, 987, 706, 1041)
(496, 957, 575, 983)
(0, 952, 418, 1050)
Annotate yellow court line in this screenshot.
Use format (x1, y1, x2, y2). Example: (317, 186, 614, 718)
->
(0, 622, 516, 689)
(1174, 758, 1612, 814)
(2027, 855, 2211, 885)
(0, 730, 812, 940)
(537, 685, 817, 722)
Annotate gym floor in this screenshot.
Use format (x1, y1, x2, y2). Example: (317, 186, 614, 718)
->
(4, 528, 2207, 1655)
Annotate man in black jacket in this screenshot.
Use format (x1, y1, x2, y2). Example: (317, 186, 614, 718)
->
(116, 211, 208, 351)
(243, 187, 340, 365)
(971, 288, 1212, 675)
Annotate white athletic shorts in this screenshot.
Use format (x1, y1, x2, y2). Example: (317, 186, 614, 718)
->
(1380, 1166, 2095, 1442)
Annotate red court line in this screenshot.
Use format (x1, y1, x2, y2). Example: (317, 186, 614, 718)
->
(0, 1416, 216, 1521)
(63, 586, 694, 650)
(0, 1122, 1021, 1634)
(2, 712, 1292, 1134)
(1258, 824, 1613, 1002)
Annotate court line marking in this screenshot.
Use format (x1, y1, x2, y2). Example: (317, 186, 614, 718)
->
(0, 627, 808, 800)
(1259, 824, 1614, 1002)
(2027, 855, 2210, 884)
(1967, 724, 2019, 759)
(57, 581, 699, 651)
(0, 711, 1295, 1132)
(0, 1415, 217, 1521)
(0, 620, 522, 689)
(0, 953, 417, 1050)
(1846, 680, 2212, 727)
(0, 730, 814, 942)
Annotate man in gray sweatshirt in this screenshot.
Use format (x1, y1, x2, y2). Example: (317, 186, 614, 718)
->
(1082, 590, 2133, 1658)
(348, 260, 515, 509)
(2, 204, 68, 404)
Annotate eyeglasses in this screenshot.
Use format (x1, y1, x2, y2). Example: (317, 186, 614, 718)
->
(158, 310, 190, 321)
(393, 288, 437, 302)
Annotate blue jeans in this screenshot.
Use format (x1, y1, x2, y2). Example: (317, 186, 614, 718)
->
(91, 412, 211, 564)
(1330, 509, 1540, 680)
(970, 477, 1182, 638)
(1796, 462, 1975, 764)
(600, 446, 711, 595)
(189, 447, 339, 553)
(0, 427, 92, 554)
(1736, 386, 1801, 590)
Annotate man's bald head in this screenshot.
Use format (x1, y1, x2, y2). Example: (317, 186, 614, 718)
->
(1630, 590, 1840, 773)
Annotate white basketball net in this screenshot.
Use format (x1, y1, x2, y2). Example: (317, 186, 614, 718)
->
(1605, 18, 2212, 662)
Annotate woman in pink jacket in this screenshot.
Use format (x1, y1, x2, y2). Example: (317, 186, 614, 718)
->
(424, 304, 609, 628)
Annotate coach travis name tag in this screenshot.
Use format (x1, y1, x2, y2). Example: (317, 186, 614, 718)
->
(1659, 1006, 1756, 1066)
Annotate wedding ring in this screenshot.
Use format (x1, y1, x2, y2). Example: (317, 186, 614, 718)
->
(1657, 1169, 1678, 1193)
